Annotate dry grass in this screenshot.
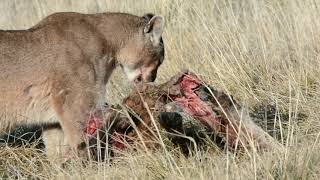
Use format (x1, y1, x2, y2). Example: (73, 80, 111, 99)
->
(1, 0, 320, 179)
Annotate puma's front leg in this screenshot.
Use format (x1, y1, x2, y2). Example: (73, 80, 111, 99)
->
(50, 88, 99, 160)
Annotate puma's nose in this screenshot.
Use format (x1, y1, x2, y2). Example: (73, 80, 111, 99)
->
(134, 74, 143, 83)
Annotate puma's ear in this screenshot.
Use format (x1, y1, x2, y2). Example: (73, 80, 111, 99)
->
(143, 15, 165, 45)
(142, 13, 155, 22)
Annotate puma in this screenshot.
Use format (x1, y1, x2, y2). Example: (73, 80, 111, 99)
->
(0, 12, 165, 159)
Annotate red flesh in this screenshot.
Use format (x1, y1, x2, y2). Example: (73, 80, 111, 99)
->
(173, 75, 221, 131)
(84, 109, 104, 135)
(173, 74, 239, 146)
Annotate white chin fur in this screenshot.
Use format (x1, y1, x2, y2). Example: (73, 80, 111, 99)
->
(123, 66, 140, 82)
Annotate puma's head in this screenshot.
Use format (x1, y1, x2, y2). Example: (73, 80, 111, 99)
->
(117, 13, 165, 83)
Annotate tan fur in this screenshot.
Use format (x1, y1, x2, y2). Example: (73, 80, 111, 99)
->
(0, 12, 165, 158)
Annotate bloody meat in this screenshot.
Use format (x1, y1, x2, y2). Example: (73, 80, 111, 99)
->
(86, 70, 276, 157)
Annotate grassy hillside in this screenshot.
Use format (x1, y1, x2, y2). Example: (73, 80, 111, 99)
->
(1, 0, 320, 179)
